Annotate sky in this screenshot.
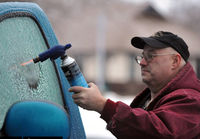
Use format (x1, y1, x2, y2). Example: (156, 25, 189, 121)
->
(122, 0, 173, 15)
(122, 0, 200, 15)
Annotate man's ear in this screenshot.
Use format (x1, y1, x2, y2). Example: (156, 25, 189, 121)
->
(171, 54, 182, 70)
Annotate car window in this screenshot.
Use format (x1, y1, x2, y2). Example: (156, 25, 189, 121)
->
(0, 16, 64, 128)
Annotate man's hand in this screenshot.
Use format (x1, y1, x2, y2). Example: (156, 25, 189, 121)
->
(68, 82, 107, 114)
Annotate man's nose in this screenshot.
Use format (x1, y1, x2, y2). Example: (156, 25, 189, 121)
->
(140, 57, 147, 66)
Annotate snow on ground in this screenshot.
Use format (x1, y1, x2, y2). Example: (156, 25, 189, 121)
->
(80, 91, 135, 139)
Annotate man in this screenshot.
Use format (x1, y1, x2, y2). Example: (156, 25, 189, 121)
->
(69, 31, 200, 139)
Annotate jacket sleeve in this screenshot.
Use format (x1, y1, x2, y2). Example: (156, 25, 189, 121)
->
(100, 91, 200, 139)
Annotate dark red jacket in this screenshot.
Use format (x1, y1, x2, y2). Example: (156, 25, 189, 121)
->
(101, 63, 200, 139)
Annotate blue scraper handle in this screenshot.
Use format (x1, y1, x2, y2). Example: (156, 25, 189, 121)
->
(33, 44, 71, 63)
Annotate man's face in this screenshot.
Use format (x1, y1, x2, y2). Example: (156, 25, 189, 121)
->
(139, 46, 175, 87)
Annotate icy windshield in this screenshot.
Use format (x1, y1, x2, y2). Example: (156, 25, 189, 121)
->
(0, 16, 64, 128)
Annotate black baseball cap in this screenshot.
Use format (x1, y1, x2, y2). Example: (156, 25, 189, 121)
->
(131, 31, 190, 61)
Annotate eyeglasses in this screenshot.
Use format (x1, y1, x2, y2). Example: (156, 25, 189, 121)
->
(135, 53, 176, 64)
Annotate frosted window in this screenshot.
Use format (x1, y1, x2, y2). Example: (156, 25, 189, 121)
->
(0, 17, 64, 128)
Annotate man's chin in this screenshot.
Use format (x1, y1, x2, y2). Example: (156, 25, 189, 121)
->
(142, 77, 150, 84)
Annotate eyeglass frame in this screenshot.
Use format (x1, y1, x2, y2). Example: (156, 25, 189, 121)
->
(135, 52, 177, 64)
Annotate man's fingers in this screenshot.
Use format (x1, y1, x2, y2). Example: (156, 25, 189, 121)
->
(68, 86, 85, 93)
(72, 94, 86, 108)
(72, 93, 83, 99)
(88, 82, 95, 88)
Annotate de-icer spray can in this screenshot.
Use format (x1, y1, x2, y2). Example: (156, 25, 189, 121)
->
(61, 55, 88, 88)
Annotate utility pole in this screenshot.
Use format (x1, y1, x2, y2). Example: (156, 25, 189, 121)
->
(96, 12, 107, 91)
